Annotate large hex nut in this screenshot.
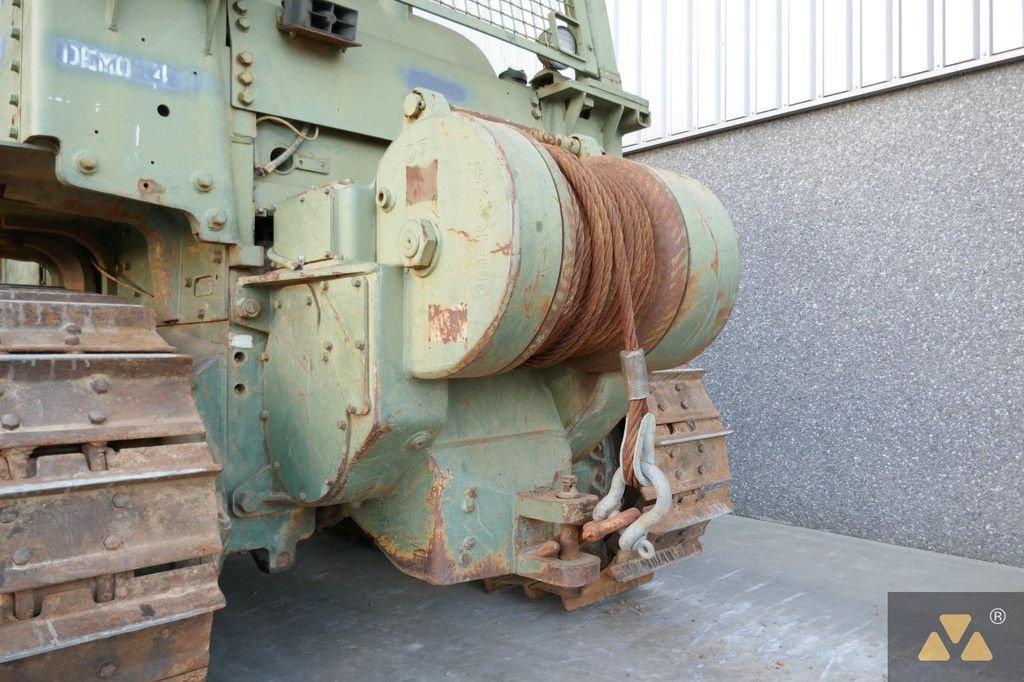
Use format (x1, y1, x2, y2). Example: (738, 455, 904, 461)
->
(399, 219, 439, 270)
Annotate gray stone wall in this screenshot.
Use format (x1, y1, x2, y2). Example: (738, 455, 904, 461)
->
(633, 60, 1024, 567)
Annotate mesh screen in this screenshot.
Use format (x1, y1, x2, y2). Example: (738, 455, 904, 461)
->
(425, 0, 573, 42)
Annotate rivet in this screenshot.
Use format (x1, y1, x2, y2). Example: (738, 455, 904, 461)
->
(98, 661, 118, 679)
(260, 410, 270, 421)
(112, 493, 130, 509)
(8, 93, 18, 106)
(336, 420, 347, 430)
(9, 58, 20, 73)
(192, 172, 214, 192)
(64, 336, 82, 346)
(320, 352, 329, 363)
(237, 90, 255, 106)
(0, 506, 18, 523)
(323, 341, 333, 351)
(697, 464, 706, 475)
(89, 410, 108, 425)
(206, 208, 228, 230)
(1, 413, 20, 430)
(237, 51, 255, 66)
(75, 151, 99, 174)
(305, 295, 313, 306)
(12, 547, 31, 565)
(462, 537, 475, 550)
(351, 279, 361, 288)
(103, 535, 122, 550)
(355, 340, 365, 350)
(91, 378, 110, 394)
(10, 27, 20, 39)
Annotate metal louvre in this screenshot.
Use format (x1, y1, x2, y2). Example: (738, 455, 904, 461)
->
(605, 0, 1024, 150)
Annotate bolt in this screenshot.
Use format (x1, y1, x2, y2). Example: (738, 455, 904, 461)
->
(351, 278, 361, 288)
(207, 208, 228, 230)
(103, 535, 123, 550)
(261, 352, 270, 363)
(1, 413, 20, 430)
(0, 506, 17, 523)
(98, 661, 118, 679)
(75, 151, 99, 174)
(400, 226, 421, 258)
(7, 125, 16, 139)
(237, 71, 254, 86)
(64, 336, 81, 346)
(403, 92, 426, 119)
(112, 493, 130, 509)
(375, 187, 394, 211)
(192, 171, 214, 192)
(355, 340, 365, 350)
(236, 297, 262, 319)
(323, 341, 333, 351)
(12, 547, 31, 565)
(236, 16, 251, 31)
(462, 537, 476, 550)
(237, 51, 254, 66)
(91, 378, 110, 394)
(305, 295, 313, 306)
(697, 464, 706, 475)
(10, 27, 20, 40)
(89, 410, 108, 425)
(260, 410, 270, 421)
(237, 90, 255, 106)
(8, 93, 18, 106)
(320, 352, 329, 363)
(232, 0, 249, 13)
(336, 420, 347, 430)
(9, 58, 19, 73)
(238, 491, 261, 513)
(65, 323, 82, 334)
(556, 474, 580, 499)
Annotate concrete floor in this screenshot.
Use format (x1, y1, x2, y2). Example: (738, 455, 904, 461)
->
(209, 516, 1024, 681)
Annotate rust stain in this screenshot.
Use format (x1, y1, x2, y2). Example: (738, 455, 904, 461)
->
(449, 228, 479, 243)
(137, 177, 166, 199)
(405, 159, 438, 206)
(427, 303, 468, 344)
(490, 241, 512, 256)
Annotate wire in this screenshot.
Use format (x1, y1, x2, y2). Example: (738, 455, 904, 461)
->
(255, 115, 320, 141)
(92, 259, 153, 298)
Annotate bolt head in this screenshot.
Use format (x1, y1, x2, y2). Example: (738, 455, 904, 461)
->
(207, 208, 229, 230)
(375, 186, 394, 211)
(236, 297, 262, 319)
(12, 547, 31, 565)
(1, 413, 20, 430)
(236, 16, 251, 31)
(75, 151, 99, 174)
(88, 410, 108, 425)
(237, 90, 255, 106)
(238, 491, 261, 513)
(112, 493, 130, 509)
(403, 92, 426, 119)
(237, 71, 254, 86)
(232, 0, 249, 13)
(237, 51, 255, 66)
(98, 662, 118, 679)
(399, 219, 439, 270)
(0, 506, 18, 523)
(90, 378, 110, 394)
(192, 172, 214, 192)
(103, 535, 123, 550)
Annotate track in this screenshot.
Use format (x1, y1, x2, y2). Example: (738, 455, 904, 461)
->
(0, 286, 224, 680)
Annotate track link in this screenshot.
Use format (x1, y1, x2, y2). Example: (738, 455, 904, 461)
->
(0, 286, 224, 680)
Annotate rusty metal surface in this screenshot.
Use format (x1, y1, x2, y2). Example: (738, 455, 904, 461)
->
(0, 286, 224, 680)
(0, 295, 173, 353)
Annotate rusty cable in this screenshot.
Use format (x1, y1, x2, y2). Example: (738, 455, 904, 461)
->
(512, 141, 658, 486)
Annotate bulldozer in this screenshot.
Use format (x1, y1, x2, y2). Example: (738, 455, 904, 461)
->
(0, 0, 739, 678)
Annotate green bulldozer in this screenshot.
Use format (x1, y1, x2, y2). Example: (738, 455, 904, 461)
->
(0, 1, 739, 678)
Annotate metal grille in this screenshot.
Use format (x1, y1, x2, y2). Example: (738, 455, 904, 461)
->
(425, 0, 572, 42)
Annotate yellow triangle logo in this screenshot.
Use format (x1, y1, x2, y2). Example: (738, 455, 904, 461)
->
(918, 631, 950, 661)
(960, 632, 993, 662)
(939, 614, 971, 644)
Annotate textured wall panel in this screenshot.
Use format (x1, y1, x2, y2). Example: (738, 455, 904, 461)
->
(632, 61, 1024, 567)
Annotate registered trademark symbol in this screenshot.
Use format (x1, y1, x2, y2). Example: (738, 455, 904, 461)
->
(990, 607, 1006, 625)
